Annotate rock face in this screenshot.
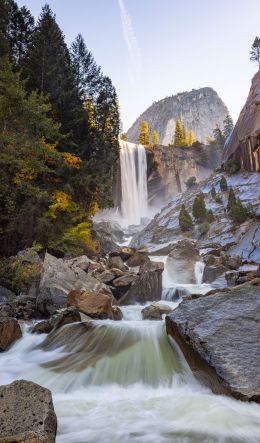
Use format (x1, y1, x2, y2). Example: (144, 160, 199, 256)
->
(146, 144, 223, 204)
(0, 317, 22, 351)
(32, 307, 82, 334)
(127, 87, 229, 145)
(142, 303, 173, 320)
(131, 172, 260, 265)
(0, 380, 57, 442)
(37, 253, 110, 316)
(223, 70, 260, 172)
(166, 282, 260, 402)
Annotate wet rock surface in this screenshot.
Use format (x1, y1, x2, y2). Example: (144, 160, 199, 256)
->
(166, 281, 260, 402)
(0, 317, 22, 351)
(142, 303, 173, 320)
(0, 380, 57, 442)
(167, 240, 200, 284)
(67, 290, 122, 320)
(32, 307, 82, 334)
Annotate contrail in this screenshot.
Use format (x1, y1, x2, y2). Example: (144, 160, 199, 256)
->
(118, 0, 142, 84)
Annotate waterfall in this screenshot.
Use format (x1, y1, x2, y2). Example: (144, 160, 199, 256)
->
(119, 140, 148, 226)
(194, 261, 205, 285)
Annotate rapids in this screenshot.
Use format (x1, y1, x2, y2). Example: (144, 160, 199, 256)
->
(1, 297, 260, 442)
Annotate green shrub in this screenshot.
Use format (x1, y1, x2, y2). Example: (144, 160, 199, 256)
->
(185, 176, 197, 189)
(210, 187, 217, 199)
(179, 204, 193, 232)
(192, 194, 207, 222)
(224, 159, 240, 175)
(227, 188, 236, 212)
(207, 209, 214, 223)
(229, 199, 248, 224)
(220, 176, 228, 192)
(246, 203, 256, 218)
(0, 255, 42, 294)
(198, 221, 210, 236)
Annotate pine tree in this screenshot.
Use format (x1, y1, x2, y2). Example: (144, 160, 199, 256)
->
(211, 186, 217, 199)
(182, 125, 188, 146)
(179, 204, 192, 232)
(152, 130, 159, 144)
(250, 36, 260, 70)
(188, 128, 196, 146)
(229, 199, 248, 224)
(220, 176, 228, 192)
(0, 0, 10, 56)
(213, 125, 225, 145)
(227, 188, 236, 212)
(192, 194, 207, 222)
(173, 120, 183, 147)
(138, 121, 150, 145)
(23, 5, 82, 142)
(223, 114, 234, 139)
(70, 33, 101, 99)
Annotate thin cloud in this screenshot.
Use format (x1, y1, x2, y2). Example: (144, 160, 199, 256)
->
(118, 0, 142, 84)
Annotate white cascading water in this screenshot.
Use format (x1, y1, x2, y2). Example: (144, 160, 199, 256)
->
(119, 140, 148, 226)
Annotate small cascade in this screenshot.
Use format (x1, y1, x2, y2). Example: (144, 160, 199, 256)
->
(119, 140, 148, 226)
(194, 261, 205, 285)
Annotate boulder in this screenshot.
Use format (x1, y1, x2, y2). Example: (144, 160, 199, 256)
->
(92, 221, 122, 256)
(119, 247, 136, 261)
(120, 261, 164, 305)
(112, 306, 123, 321)
(167, 240, 200, 284)
(107, 255, 126, 271)
(166, 282, 260, 402)
(225, 270, 239, 287)
(203, 264, 227, 283)
(37, 253, 111, 316)
(0, 317, 22, 351)
(0, 380, 57, 442)
(125, 251, 149, 267)
(67, 290, 122, 320)
(142, 303, 173, 320)
(0, 286, 15, 304)
(113, 273, 137, 287)
(17, 248, 41, 264)
(32, 307, 82, 334)
(227, 255, 242, 270)
(95, 270, 116, 284)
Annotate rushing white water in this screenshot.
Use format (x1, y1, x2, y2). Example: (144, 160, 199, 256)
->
(1, 310, 260, 443)
(194, 261, 205, 285)
(120, 140, 148, 226)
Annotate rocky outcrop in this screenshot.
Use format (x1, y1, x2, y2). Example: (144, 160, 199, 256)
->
(0, 380, 57, 442)
(37, 253, 110, 316)
(67, 290, 122, 320)
(120, 260, 164, 305)
(92, 221, 123, 256)
(32, 307, 82, 334)
(0, 317, 22, 351)
(127, 87, 229, 145)
(166, 281, 260, 402)
(146, 144, 223, 204)
(223, 71, 260, 172)
(131, 172, 260, 265)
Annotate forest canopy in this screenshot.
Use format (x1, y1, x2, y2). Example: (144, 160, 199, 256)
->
(0, 1, 120, 257)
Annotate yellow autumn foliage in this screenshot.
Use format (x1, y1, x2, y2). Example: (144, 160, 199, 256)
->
(62, 152, 82, 169)
(47, 191, 79, 219)
(65, 222, 98, 253)
(14, 167, 37, 184)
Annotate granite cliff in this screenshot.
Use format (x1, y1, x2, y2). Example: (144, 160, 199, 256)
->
(127, 88, 229, 145)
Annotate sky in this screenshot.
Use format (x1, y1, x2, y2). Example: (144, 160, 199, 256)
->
(16, 0, 260, 131)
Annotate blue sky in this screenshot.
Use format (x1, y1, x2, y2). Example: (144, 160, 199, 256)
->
(17, 0, 260, 131)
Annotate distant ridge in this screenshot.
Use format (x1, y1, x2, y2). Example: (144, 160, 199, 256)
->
(127, 87, 229, 145)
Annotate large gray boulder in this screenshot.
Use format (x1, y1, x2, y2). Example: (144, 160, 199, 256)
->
(166, 280, 260, 402)
(0, 380, 57, 442)
(37, 253, 111, 316)
(120, 260, 164, 304)
(167, 240, 200, 284)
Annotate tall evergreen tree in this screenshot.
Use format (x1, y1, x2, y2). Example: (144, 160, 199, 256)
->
(250, 36, 260, 70)
(192, 194, 207, 222)
(188, 128, 196, 146)
(138, 121, 150, 145)
(152, 130, 159, 144)
(223, 114, 234, 139)
(0, 0, 10, 56)
(173, 120, 183, 147)
(213, 124, 225, 145)
(23, 4, 82, 143)
(70, 33, 101, 99)
(182, 125, 188, 146)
